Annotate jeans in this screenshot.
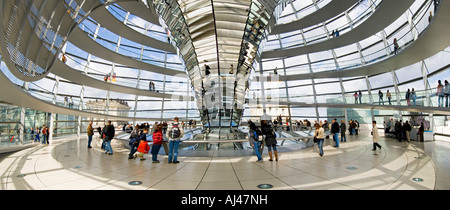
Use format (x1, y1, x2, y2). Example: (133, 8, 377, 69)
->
(253, 141, 262, 161)
(168, 140, 180, 162)
(104, 140, 113, 154)
(445, 94, 449, 107)
(341, 134, 346, 142)
(88, 135, 93, 147)
(42, 134, 47, 144)
(379, 97, 384, 105)
(438, 95, 444, 107)
(151, 144, 162, 161)
(267, 144, 277, 152)
(35, 134, 40, 142)
(333, 133, 339, 147)
(128, 144, 138, 158)
(317, 139, 324, 156)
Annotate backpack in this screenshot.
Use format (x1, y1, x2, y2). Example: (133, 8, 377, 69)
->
(169, 123, 181, 139)
(101, 126, 108, 139)
(253, 130, 259, 141)
(129, 129, 139, 139)
(253, 128, 263, 141)
(129, 130, 140, 146)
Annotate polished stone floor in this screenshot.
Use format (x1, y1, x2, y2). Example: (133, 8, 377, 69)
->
(1, 132, 449, 190)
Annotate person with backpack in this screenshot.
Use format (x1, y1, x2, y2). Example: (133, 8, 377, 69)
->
(166, 117, 184, 164)
(151, 125, 163, 163)
(261, 120, 278, 161)
(248, 122, 263, 163)
(128, 125, 141, 159)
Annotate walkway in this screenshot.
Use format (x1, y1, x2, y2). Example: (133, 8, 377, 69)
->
(89, 6, 176, 53)
(257, 1, 450, 81)
(271, 0, 360, 35)
(50, 58, 194, 101)
(1, 131, 447, 190)
(261, 0, 415, 59)
(68, 27, 184, 77)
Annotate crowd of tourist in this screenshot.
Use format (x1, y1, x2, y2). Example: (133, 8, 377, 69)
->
(82, 112, 429, 164)
(90, 117, 185, 164)
(351, 79, 450, 107)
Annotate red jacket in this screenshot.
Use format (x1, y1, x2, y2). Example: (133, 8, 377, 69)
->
(137, 140, 150, 153)
(152, 131, 163, 145)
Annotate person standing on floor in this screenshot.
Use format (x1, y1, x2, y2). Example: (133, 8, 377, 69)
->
(87, 121, 94, 149)
(393, 38, 399, 55)
(248, 122, 263, 163)
(34, 126, 40, 143)
(437, 80, 444, 107)
(340, 120, 347, 142)
(151, 125, 163, 163)
(403, 120, 412, 143)
(358, 90, 362, 104)
(396, 120, 403, 142)
(418, 122, 425, 142)
(406, 89, 411, 106)
(371, 121, 382, 151)
(314, 123, 325, 157)
(378, 90, 384, 105)
(387, 90, 392, 105)
(411, 88, 417, 106)
(166, 117, 184, 164)
(331, 119, 340, 148)
(42, 125, 48, 145)
(103, 120, 115, 155)
(261, 120, 278, 161)
(444, 80, 449, 107)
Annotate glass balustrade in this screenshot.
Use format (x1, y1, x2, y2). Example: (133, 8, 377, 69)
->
(244, 87, 447, 109)
(265, 0, 380, 51)
(262, 0, 435, 76)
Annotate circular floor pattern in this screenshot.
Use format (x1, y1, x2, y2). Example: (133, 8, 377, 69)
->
(0, 133, 441, 190)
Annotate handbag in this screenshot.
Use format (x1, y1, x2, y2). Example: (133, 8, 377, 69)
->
(313, 130, 318, 143)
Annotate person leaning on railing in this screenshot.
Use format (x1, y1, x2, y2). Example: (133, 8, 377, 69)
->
(437, 80, 444, 107)
(444, 80, 449, 107)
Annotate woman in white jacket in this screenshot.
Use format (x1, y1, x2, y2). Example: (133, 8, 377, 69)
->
(314, 123, 325, 157)
(372, 121, 382, 151)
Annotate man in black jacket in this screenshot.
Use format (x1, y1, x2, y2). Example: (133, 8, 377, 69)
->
(396, 120, 403, 142)
(103, 121, 115, 155)
(331, 119, 340, 147)
(403, 121, 412, 142)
